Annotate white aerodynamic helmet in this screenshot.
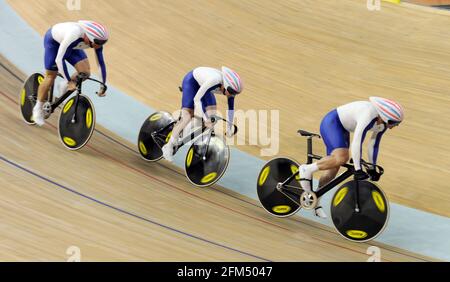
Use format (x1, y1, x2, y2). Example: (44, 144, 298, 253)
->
(369, 96, 404, 126)
(78, 20, 109, 45)
(221, 66, 243, 95)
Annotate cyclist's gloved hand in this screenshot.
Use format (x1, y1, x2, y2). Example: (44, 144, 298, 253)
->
(97, 85, 107, 97)
(225, 125, 234, 137)
(367, 168, 382, 181)
(354, 169, 369, 181)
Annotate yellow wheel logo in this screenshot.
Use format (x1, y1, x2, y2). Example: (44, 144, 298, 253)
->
(150, 113, 162, 122)
(372, 191, 386, 213)
(20, 89, 26, 106)
(333, 187, 348, 207)
(86, 108, 93, 129)
(258, 166, 270, 186)
(37, 76, 44, 84)
(186, 148, 194, 168)
(63, 137, 76, 147)
(272, 205, 292, 214)
(290, 164, 300, 181)
(346, 230, 368, 239)
(63, 99, 74, 114)
(139, 141, 148, 156)
(165, 131, 172, 143)
(201, 172, 217, 184)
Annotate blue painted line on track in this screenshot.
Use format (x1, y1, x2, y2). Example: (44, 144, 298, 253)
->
(0, 154, 270, 262)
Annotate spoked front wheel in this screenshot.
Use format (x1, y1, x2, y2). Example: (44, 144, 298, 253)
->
(58, 95, 95, 150)
(137, 111, 175, 161)
(185, 135, 230, 187)
(331, 180, 389, 242)
(256, 157, 302, 217)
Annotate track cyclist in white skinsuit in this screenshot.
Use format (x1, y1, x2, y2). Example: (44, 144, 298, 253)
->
(299, 97, 404, 219)
(32, 20, 109, 126)
(162, 66, 244, 162)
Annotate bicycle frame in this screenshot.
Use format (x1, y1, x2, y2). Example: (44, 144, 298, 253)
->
(50, 73, 106, 115)
(278, 135, 361, 211)
(150, 118, 210, 151)
(151, 115, 235, 159)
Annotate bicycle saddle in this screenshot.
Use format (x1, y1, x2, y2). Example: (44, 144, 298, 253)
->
(297, 129, 321, 138)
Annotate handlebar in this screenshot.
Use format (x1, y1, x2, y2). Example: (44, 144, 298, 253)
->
(360, 159, 384, 175)
(57, 72, 108, 93)
(195, 114, 238, 136)
(211, 115, 238, 136)
(75, 72, 89, 83)
(349, 159, 384, 175)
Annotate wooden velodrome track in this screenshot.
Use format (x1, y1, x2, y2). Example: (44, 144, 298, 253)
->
(0, 56, 432, 261)
(0, 0, 447, 261)
(8, 0, 450, 217)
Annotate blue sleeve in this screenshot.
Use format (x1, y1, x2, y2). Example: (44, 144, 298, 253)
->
(60, 47, 72, 81)
(359, 119, 377, 161)
(372, 128, 387, 164)
(62, 60, 71, 82)
(227, 97, 235, 127)
(96, 47, 107, 83)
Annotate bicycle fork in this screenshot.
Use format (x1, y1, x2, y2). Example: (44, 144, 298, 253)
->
(354, 180, 361, 213)
(71, 94, 80, 124)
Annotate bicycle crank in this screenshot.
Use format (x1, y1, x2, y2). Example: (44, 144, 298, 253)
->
(300, 191, 318, 210)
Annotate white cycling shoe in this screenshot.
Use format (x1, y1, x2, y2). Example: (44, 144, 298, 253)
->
(32, 105, 45, 126)
(162, 143, 174, 162)
(314, 206, 328, 219)
(299, 164, 312, 191)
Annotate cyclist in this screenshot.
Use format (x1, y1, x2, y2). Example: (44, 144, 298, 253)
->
(161, 66, 243, 162)
(299, 97, 404, 219)
(32, 20, 109, 126)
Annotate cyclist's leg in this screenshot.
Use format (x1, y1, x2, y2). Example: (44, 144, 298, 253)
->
(162, 71, 197, 161)
(51, 51, 90, 96)
(317, 148, 350, 187)
(39, 32, 59, 103)
(69, 51, 90, 79)
(37, 70, 58, 103)
(313, 147, 349, 219)
(316, 109, 350, 175)
(172, 107, 195, 144)
(172, 71, 198, 144)
(202, 92, 217, 127)
(177, 93, 217, 141)
(298, 109, 349, 218)
(162, 107, 193, 162)
(300, 109, 349, 189)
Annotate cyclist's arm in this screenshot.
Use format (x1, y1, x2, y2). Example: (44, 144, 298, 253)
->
(351, 117, 377, 171)
(55, 34, 78, 82)
(95, 47, 107, 83)
(351, 124, 365, 171)
(227, 96, 235, 130)
(367, 128, 386, 165)
(193, 80, 217, 119)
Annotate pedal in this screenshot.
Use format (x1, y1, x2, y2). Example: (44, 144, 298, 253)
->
(300, 191, 318, 210)
(43, 101, 52, 119)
